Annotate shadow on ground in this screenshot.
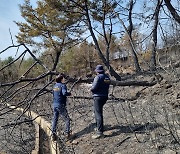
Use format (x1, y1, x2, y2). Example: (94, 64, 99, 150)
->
(73, 122, 161, 139)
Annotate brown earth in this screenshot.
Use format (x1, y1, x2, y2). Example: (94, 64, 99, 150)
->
(0, 109, 35, 153)
(33, 65, 180, 154)
(0, 62, 179, 154)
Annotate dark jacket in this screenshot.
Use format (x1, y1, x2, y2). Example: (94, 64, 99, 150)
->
(91, 73, 110, 97)
(53, 82, 71, 108)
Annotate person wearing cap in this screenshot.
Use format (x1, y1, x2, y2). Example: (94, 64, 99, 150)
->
(91, 65, 110, 139)
(51, 73, 71, 141)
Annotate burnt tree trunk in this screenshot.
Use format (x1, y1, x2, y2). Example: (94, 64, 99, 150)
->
(164, 0, 180, 24)
(127, 0, 141, 72)
(150, 0, 163, 71)
(84, 0, 121, 81)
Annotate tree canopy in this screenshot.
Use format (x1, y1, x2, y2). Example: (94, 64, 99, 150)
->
(15, 0, 180, 78)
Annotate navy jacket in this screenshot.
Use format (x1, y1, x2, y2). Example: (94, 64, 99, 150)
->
(91, 73, 110, 97)
(53, 82, 71, 108)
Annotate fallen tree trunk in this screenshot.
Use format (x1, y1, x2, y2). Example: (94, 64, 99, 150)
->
(67, 77, 157, 87)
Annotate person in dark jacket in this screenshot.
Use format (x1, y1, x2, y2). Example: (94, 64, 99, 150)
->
(91, 65, 110, 139)
(51, 73, 71, 141)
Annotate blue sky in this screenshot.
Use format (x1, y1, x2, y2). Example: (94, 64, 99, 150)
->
(0, 0, 26, 59)
(0, 0, 153, 60)
(0, 0, 179, 60)
(0, 0, 146, 60)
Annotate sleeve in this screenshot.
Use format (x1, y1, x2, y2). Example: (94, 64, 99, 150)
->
(61, 84, 71, 96)
(91, 76, 99, 92)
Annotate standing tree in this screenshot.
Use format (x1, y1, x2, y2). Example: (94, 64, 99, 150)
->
(47, 0, 122, 80)
(150, 0, 163, 70)
(82, 0, 122, 80)
(15, 0, 85, 73)
(126, 0, 141, 72)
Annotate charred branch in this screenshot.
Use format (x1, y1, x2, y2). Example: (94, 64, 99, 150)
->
(164, 0, 180, 24)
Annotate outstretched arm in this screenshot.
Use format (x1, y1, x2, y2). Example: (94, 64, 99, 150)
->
(61, 85, 71, 96)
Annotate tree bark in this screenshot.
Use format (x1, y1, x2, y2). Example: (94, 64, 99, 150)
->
(127, 0, 141, 72)
(84, 0, 121, 80)
(150, 0, 163, 70)
(164, 0, 180, 24)
(67, 77, 157, 87)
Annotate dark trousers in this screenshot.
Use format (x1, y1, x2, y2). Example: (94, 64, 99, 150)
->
(93, 96, 108, 134)
(52, 106, 70, 134)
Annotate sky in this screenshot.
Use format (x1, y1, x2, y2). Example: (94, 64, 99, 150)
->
(0, 0, 179, 60)
(0, 0, 27, 59)
(0, 0, 146, 60)
(0, 0, 156, 60)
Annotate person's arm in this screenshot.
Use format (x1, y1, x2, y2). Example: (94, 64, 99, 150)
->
(61, 84, 71, 96)
(91, 76, 99, 92)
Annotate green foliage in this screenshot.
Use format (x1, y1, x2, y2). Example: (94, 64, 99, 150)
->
(0, 57, 18, 82)
(59, 49, 75, 73)
(2, 56, 14, 65)
(58, 42, 98, 76)
(90, 0, 117, 22)
(15, 0, 86, 71)
(14, 0, 180, 75)
(0, 56, 46, 83)
(16, 0, 85, 49)
(17, 57, 45, 78)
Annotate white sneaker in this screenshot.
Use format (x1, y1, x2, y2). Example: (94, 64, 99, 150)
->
(94, 127, 98, 132)
(92, 133, 104, 139)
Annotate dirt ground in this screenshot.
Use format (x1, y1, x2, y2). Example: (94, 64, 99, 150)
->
(65, 69, 179, 154)
(0, 62, 179, 154)
(0, 109, 35, 154)
(32, 64, 180, 154)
